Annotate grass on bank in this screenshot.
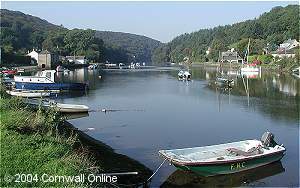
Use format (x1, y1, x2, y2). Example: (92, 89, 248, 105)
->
(0, 94, 96, 187)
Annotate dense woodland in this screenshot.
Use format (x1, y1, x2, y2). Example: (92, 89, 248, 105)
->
(151, 5, 300, 64)
(0, 9, 161, 65)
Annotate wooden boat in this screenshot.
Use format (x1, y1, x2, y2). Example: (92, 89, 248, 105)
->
(6, 90, 50, 98)
(14, 70, 87, 91)
(25, 99, 89, 113)
(159, 132, 285, 177)
(178, 70, 191, 81)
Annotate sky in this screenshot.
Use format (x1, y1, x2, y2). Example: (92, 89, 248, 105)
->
(1, 1, 298, 43)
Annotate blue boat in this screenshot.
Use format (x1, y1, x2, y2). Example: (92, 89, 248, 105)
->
(14, 70, 87, 91)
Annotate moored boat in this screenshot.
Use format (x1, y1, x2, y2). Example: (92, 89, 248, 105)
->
(25, 99, 89, 113)
(240, 64, 260, 72)
(14, 70, 87, 91)
(178, 70, 191, 81)
(159, 132, 285, 177)
(215, 76, 234, 87)
(6, 90, 50, 98)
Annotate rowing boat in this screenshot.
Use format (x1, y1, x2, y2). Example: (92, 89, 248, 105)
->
(6, 90, 50, 98)
(159, 132, 285, 177)
(25, 99, 89, 113)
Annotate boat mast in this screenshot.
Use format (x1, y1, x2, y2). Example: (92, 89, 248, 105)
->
(246, 38, 250, 63)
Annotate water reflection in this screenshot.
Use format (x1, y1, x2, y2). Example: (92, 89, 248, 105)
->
(161, 162, 285, 188)
(191, 66, 299, 123)
(63, 112, 89, 120)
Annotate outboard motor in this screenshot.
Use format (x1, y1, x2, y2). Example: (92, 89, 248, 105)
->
(261, 132, 278, 147)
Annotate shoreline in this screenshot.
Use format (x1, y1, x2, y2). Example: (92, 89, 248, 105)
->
(191, 62, 297, 72)
(62, 120, 153, 186)
(0, 94, 152, 187)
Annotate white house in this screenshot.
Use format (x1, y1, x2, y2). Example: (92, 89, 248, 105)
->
(27, 49, 39, 63)
(279, 39, 299, 50)
(271, 39, 299, 59)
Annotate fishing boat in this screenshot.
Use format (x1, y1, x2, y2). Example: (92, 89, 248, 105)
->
(6, 90, 50, 98)
(159, 132, 285, 177)
(25, 99, 89, 113)
(178, 70, 191, 81)
(14, 70, 87, 91)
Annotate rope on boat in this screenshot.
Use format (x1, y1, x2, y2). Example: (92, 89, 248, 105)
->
(147, 158, 167, 182)
(104, 158, 167, 187)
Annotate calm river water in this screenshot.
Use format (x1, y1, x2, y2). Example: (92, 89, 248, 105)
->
(55, 66, 299, 187)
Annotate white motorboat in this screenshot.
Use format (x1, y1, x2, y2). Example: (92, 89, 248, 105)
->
(178, 70, 191, 81)
(159, 132, 285, 177)
(25, 99, 89, 113)
(6, 90, 50, 98)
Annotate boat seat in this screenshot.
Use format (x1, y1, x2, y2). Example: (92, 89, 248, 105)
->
(226, 147, 263, 156)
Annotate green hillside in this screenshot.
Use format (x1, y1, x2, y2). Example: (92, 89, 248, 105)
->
(0, 9, 161, 65)
(152, 5, 300, 64)
(95, 31, 160, 63)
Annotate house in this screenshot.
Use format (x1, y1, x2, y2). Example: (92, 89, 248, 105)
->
(37, 50, 59, 69)
(27, 49, 39, 61)
(27, 49, 39, 64)
(65, 56, 87, 64)
(221, 51, 244, 63)
(271, 39, 299, 59)
(279, 39, 299, 51)
(271, 49, 297, 58)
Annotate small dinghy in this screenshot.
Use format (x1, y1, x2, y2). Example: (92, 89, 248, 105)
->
(6, 90, 50, 98)
(25, 99, 89, 113)
(159, 132, 285, 177)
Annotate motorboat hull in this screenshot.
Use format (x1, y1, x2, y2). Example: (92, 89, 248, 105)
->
(15, 82, 87, 91)
(172, 151, 284, 177)
(159, 134, 285, 177)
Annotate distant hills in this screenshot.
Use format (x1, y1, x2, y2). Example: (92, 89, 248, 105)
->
(151, 5, 300, 64)
(1, 5, 299, 66)
(0, 9, 161, 64)
(95, 31, 160, 63)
